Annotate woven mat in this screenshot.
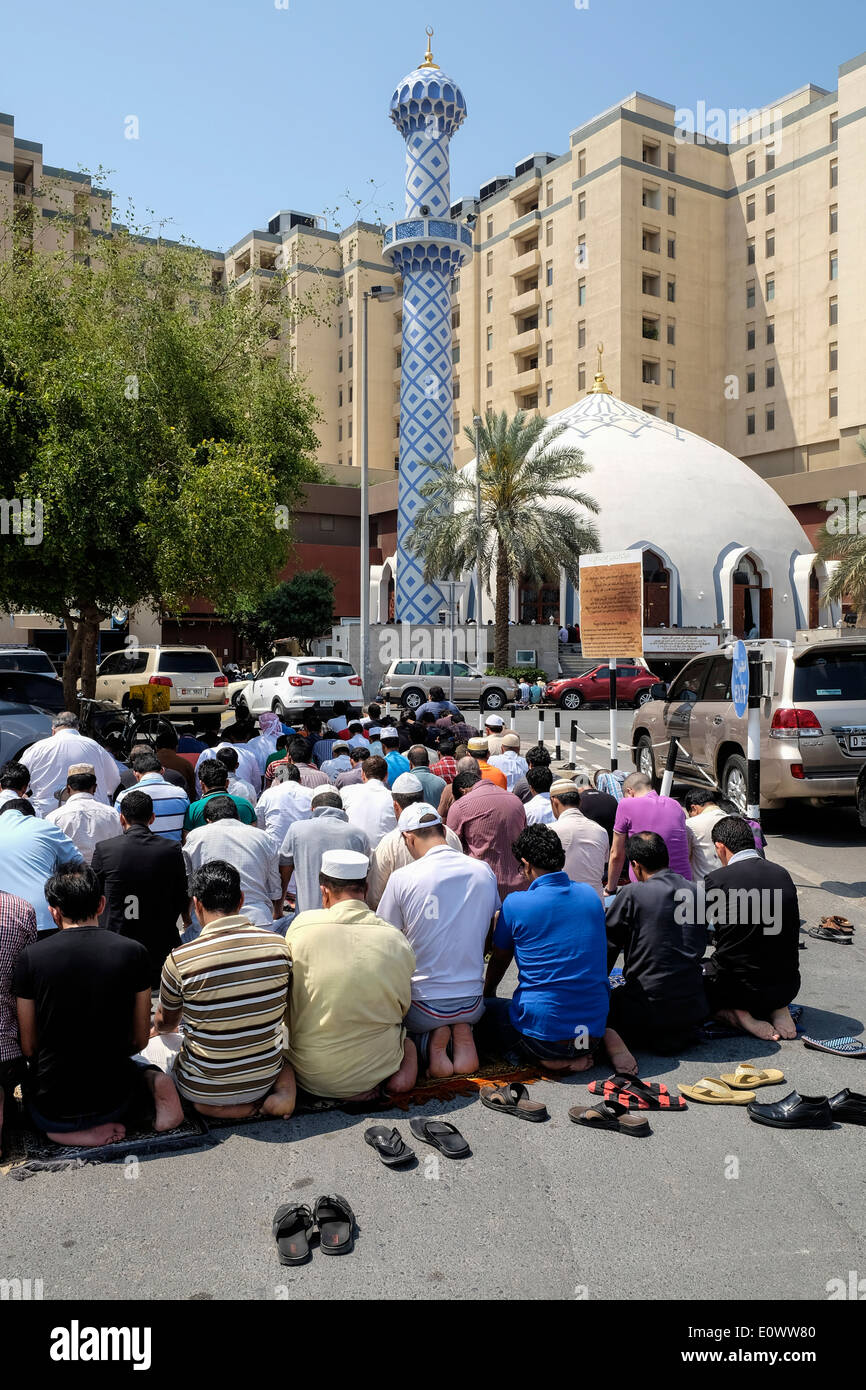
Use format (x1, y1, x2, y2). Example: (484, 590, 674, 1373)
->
(1, 1099, 212, 1179)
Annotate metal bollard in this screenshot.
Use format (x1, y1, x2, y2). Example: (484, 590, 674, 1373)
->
(567, 720, 578, 770)
(536, 707, 545, 747)
(554, 709, 562, 761)
(384, 699, 392, 721)
(659, 736, 679, 798)
(509, 703, 516, 730)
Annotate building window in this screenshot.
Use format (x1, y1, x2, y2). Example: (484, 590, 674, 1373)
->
(830, 204, 838, 235)
(486, 364, 493, 387)
(348, 348, 353, 368)
(830, 252, 839, 281)
(576, 236, 587, 265)
(338, 353, 343, 372)
(764, 406, 774, 431)
(451, 308, 461, 330)
(668, 191, 677, 216)
(642, 184, 661, 210)
(747, 325, 756, 351)
(766, 363, 775, 389)
(747, 411, 756, 436)
(642, 228, 660, 254)
(545, 221, 554, 247)
(487, 291, 493, 314)
(643, 316, 660, 341)
(766, 274, 775, 301)
(577, 148, 587, 177)
(547, 303, 554, 328)
(546, 261, 554, 286)
(667, 408, 676, 423)
(642, 360, 660, 386)
(830, 111, 839, 142)
(747, 239, 756, 265)
(546, 181, 553, 207)
(578, 279, 587, 306)
(746, 152, 756, 180)
(746, 281, 756, 308)
(578, 362, 586, 391)
(578, 319, 586, 347)
(578, 193, 586, 220)
(829, 341, 838, 372)
(451, 275, 460, 294)
(829, 295, 838, 326)
(667, 147, 676, 173)
(453, 377, 460, 399)
(667, 279, 676, 303)
(642, 272, 660, 297)
(338, 320, 344, 339)
(545, 382, 553, 406)
(338, 423, 343, 441)
(348, 313, 353, 334)
(642, 140, 660, 167)
(486, 251, 493, 276)
(338, 388, 343, 408)
(453, 413, 460, 434)
(667, 365, 676, 389)
(766, 230, 775, 258)
(486, 328, 493, 350)
(643, 403, 660, 417)
(347, 454, 352, 466)
(766, 320, 775, 345)
(545, 341, 553, 366)
(667, 320, 676, 346)
(452, 343, 460, 364)
(348, 419, 353, 438)
(830, 158, 839, 188)
(486, 215, 494, 238)
(348, 382, 353, 403)
(746, 195, 756, 222)
(829, 388, 838, 418)
(667, 237, 676, 259)
(766, 186, 775, 214)
(746, 369, 756, 394)
(765, 143, 776, 172)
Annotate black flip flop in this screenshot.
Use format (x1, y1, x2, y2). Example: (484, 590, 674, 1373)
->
(569, 1099, 652, 1137)
(480, 1082, 548, 1122)
(409, 1117, 471, 1159)
(364, 1125, 415, 1166)
(807, 927, 852, 943)
(313, 1194, 355, 1256)
(272, 1203, 315, 1265)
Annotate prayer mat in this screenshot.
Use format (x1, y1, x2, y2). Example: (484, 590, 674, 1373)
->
(1, 1099, 212, 1179)
(700, 1003, 804, 1041)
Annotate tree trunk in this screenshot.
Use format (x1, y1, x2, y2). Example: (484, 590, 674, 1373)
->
(494, 539, 511, 671)
(62, 616, 83, 712)
(80, 608, 101, 699)
(61, 606, 102, 711)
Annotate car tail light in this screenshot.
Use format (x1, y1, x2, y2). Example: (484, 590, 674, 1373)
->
(214, 676, 228, 688)
(790, 763, 805, 779)
(288, 676, 314, 687)
(769, 708, 823, 739)
(149, 676, 172, 687)
(348, 676, 363, 687)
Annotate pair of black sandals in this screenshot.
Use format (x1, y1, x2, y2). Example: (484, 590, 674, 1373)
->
(272, 1195, 355, 1263)
(364, 1117, 472, 1165)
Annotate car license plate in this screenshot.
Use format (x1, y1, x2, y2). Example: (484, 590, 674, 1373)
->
(320, 699, 334, 707)
(849, 734, 866, 751)
(182, 687, 206, 697)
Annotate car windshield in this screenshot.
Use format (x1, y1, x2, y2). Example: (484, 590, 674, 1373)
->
(158, 651, 221, 674)
(296, 662, 355, 677)
(0, 673, 66, 712)
(793, 649, 866, 702)
(0, 653, 55, 674)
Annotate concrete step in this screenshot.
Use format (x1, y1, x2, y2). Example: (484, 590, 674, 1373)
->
(557, 651, 597, 677)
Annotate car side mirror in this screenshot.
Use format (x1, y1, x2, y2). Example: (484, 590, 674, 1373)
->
(650, 682, 668, 702)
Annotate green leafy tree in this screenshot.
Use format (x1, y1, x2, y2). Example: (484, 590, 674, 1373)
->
(0, 189, 321, 707)
(406, 409, 600, 669)
(237, 571, 336, 659)
(817, 434, 866, 625)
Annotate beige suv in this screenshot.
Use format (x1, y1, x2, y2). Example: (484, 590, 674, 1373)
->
(631, 633, 866, 810)
(93, 645, 228, 728)
(377, 660, 517, 713)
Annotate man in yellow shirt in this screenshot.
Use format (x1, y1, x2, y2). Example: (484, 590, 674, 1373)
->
(285, 849, 417, 1101)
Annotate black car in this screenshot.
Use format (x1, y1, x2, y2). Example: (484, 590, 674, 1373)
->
(0, 670, 66, 715)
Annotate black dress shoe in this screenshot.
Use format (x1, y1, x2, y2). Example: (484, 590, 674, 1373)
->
(828, 1089, 866, 1126)
(747, 1090, 833, 1129)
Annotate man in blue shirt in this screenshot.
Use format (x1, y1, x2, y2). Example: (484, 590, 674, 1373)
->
(0, 802, 84, 934)
(483, 824, 610, 1073)
(381, 732, 411, 788)
(114, 752, 189, 844)
(415, 685, 460, 720)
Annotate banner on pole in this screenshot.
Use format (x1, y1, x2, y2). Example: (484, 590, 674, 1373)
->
(578, 551, 644, 660)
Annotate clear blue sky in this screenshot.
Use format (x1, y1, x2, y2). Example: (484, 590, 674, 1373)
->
(3, 0, 864, 250)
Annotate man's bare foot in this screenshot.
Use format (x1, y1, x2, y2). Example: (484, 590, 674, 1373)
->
(428, 1026, 454, 1078)
(770, 1006, 797, 1040)
(604, 1027, 637, 1075)
(384, 1038, 418, 1095)
(46, 1122, 126, 1147)
(149, 1072, 185, 1132)
(716, 1008, 777, 1041)
(450, 1023, 479, 1076)
(261, 1061, 296, 1118)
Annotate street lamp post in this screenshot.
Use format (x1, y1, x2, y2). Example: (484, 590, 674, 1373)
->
(473, 412, 483, 670)
(361, 284, 397, 703)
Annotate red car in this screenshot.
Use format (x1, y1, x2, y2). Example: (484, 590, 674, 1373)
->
(546, 663, 658, 710)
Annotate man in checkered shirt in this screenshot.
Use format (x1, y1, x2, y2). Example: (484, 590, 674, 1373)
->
(0, 890, 38, 1150)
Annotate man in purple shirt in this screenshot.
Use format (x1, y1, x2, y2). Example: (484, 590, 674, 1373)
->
(605, 772, 694, 894)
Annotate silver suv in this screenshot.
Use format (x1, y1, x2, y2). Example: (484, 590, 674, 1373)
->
(631, 633, 866, 810)
(377, 660, 516, 713)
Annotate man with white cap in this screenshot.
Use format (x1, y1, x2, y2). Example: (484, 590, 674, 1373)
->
(489, 732, 528, 791)
(483, 714, 507, 757)
(339, 755, 396, 849)
(366, 773, 463, 909)
(378, 805, 500, 1078)
(279, 788, 370, 915)
(549, 778, 609, 902)
(44, 764, 122, 864)
(285, 849, 418, 1101)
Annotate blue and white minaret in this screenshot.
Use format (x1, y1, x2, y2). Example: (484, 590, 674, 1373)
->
(383, 28, 473, 623)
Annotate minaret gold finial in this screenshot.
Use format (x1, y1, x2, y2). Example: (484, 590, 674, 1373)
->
(588, 340, 613, 395)
(420, 25, 439, 69)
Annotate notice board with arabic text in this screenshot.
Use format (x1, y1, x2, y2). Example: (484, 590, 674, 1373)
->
(578, 551, 644, 659)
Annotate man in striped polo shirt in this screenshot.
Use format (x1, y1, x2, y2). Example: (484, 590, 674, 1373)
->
(115, 751, 189, 844)
(150, 860, 294, 1119)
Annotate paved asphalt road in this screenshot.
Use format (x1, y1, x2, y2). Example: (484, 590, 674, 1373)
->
(2, 708, 864, 1302)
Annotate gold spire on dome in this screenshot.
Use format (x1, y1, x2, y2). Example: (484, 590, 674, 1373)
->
(420, 25, 440, 69)
(588, 341, 614, 395)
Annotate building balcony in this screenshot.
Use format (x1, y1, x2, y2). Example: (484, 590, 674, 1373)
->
(508, 327, 540, 354)
(509, 365, 541, 394)
(511, 247, 541, 278)
(509, 286, 541, 316)
(392, 365, 402, 384)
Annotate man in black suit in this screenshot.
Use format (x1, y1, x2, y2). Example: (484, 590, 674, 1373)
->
(91, 790, 190, 988)
(703, 815, 801, 1042)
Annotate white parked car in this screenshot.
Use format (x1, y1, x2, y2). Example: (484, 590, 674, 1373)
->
(236, 657, 363, 723)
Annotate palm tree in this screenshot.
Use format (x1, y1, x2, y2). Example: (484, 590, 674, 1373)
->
(816, 434, 866, 624)
(405, 408, 600, 670)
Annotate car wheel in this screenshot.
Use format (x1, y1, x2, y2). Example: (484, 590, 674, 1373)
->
(636, 688, 654, 708)
(402, 687, 425, 711)
(272, 699, 288, 721)
(234, 696, 249, 720)
(561, 690, 583, 710)
(722, 754, 749, 814)
(635, 735, 658, 786)
(481, 688, 506, 712)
